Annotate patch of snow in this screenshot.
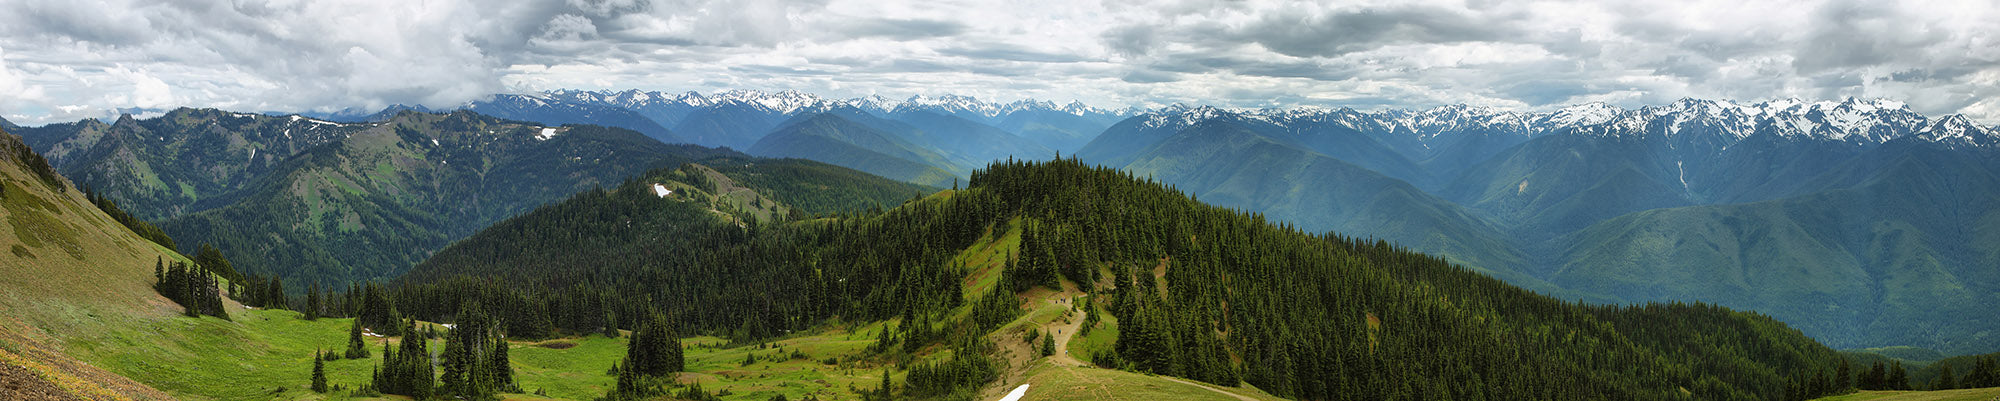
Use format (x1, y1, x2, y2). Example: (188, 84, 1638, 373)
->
(536, 127, 559, 141)
(653, 183, 672, 198)
(998, 384, 1030, 401)
(1677, 161, 1689, 191)
(431, 138, 439, 147)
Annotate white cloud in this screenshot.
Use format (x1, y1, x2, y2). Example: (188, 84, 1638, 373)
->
(0, 0, 1998, 125)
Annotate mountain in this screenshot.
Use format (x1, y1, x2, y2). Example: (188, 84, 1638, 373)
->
(748, 113, 962, 187)
(669, 99, 788, 150)
(1096, 114, 1546, 292)
(993, 104, 1122, 153)
(16, 108, 728, 286)
(497, 89, 1132, 155)
(401, 158, 1852, 400)
(15, 108, 374, 220)
(0, 128, 188, 400)
(879, 109, 1055, 170)
(1077, 97, 2000, 354)
(467, 94, 685, 145)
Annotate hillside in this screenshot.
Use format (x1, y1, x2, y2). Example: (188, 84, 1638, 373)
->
(1086, 115, 1551, 295)
(0, 128, 186, 400)
(15, 108, 371, 220)
(468, 94, 686, 145)
(401, 158, 1851, 400)
(749, 113, 962, 187)
(153, 111, 737, 287)
(1077, 102, 2000, 354)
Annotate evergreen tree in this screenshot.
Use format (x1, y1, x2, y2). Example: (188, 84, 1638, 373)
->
(266, 277, 288, 310)
(624, 312, 683, 377)
(311, 349, 329, 393)
(193, 243, 241, 282)
(304, 282, 322, 320)
(1974, 356, 2000, 389)
(489, 334, 513, 391)
(601, 311, 620, 338)
(1040, 333, 1055, 357)
(346, 319, 371, 359)
(1835, 358, 1852, 391)
(1934, 364, 1958, 390)
(1888, 361, 1912, 390)
(1862, 361, 1887, 390)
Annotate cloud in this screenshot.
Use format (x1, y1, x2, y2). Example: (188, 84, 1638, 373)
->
(835, 18, 966, 40)
(1, 0, 1998, 125)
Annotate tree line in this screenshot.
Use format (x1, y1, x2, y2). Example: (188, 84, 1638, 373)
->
(376, 157, 1857, 400)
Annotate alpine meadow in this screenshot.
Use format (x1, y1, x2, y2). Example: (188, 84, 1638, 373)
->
(6, 1, 2000, 401)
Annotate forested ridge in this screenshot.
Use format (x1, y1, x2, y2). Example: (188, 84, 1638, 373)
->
(394, 158, 1852, 401)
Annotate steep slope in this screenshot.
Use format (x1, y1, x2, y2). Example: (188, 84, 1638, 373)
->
(1095, 117, 1548, 295)
(0, 129, 182, 401)
(749, 113, 961, 187)
(402, 158, 1852, 401)
(16, 109, 368, 220)
(1442, 133, 1695, 240)
(993, 107, 1119, 154)
(157, 111, 735, 286)
(1553, 139, 2000, 353)
(671, 101, 786, 150)
(884, 110, 1056, 171)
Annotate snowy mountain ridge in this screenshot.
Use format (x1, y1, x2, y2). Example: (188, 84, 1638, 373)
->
(527, 89, 1123, 120)
(1136, 97, 1987, 148)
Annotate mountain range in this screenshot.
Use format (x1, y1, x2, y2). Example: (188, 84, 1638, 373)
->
(18, 90, 2000, 358)
(1079, 97, 2000, 354)
(15, 108, 742, 286)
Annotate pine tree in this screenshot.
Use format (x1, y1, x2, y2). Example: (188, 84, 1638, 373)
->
(1835, 358, 1852, 390)
(601, 311, 620, 338)
(1888, 361, 1911, 390)
(266, 277, 288, 310)
(1863, 361, 1887, 390)
(346, 319, 371, 359)
(1040, 333, 1055, 357)
(625, 312, 683, 377)
(311, 349, 329, 393)
(304, 282, 322, 320)
(489, 334, 513, 391)
(1934, 364, 1958, 390)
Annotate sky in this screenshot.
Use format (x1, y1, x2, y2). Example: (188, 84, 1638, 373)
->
(1, 0, 1997, 125)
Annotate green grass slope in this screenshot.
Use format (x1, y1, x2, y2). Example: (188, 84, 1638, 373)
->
(1, 128, 195, 400)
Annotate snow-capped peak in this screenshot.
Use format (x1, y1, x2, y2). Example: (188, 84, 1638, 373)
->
(1915, 114, 1994, 148)
(1544, 102, 1625, 129)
